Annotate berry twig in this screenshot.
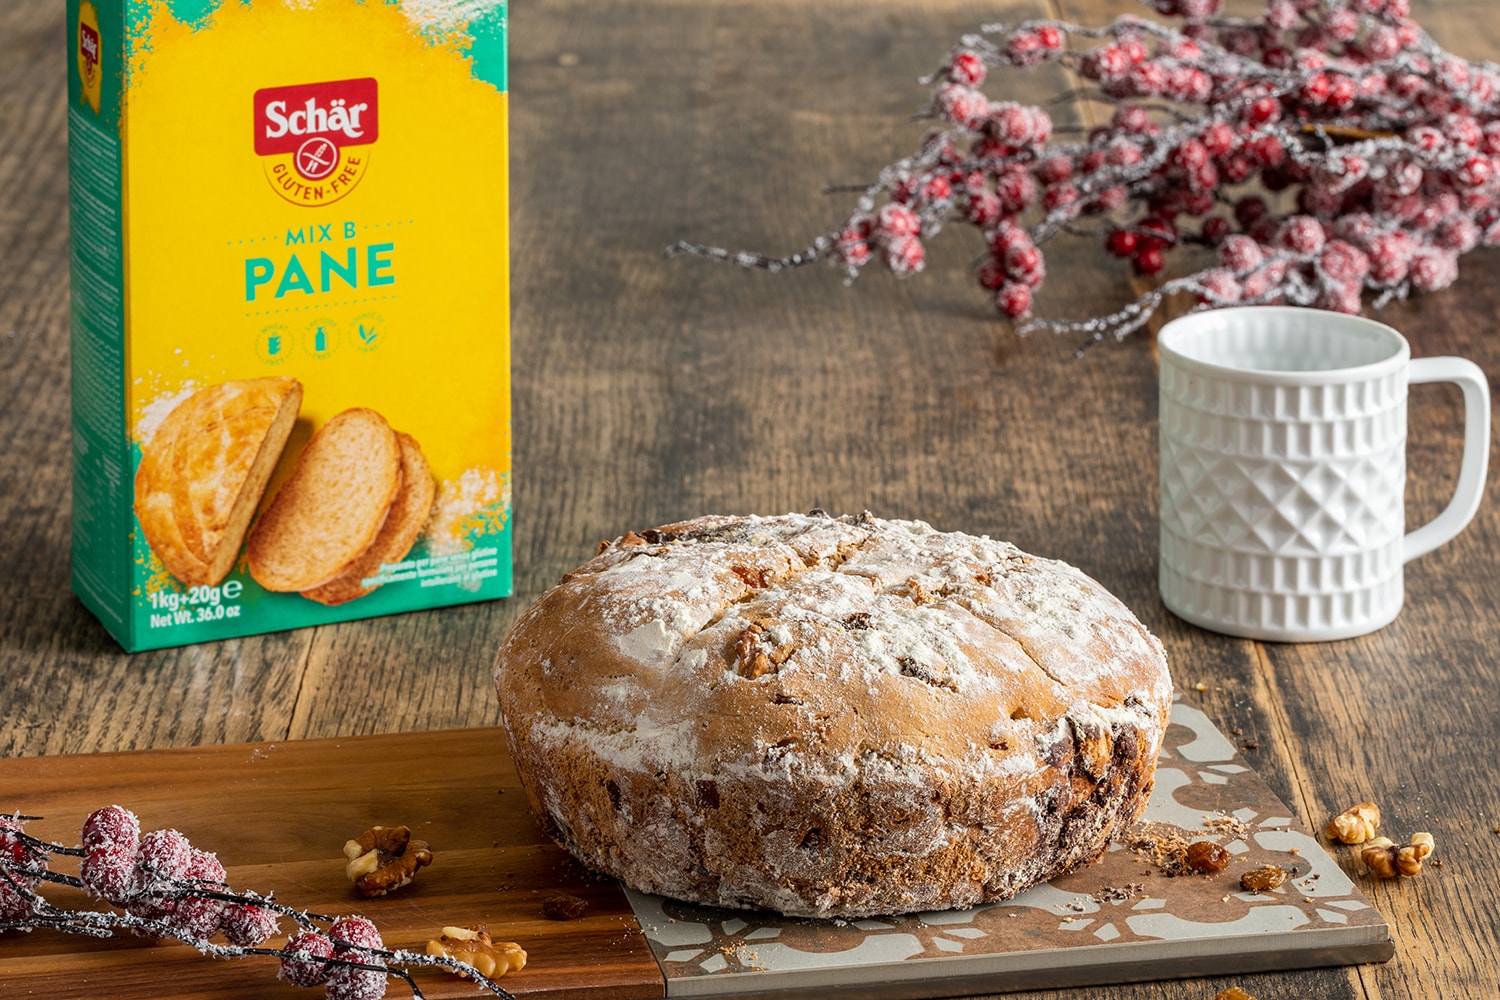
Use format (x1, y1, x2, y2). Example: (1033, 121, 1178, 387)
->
(1, 811, 516, 1000)
(671, 0, 1500, 352)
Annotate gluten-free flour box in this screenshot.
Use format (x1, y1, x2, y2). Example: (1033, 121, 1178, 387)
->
(67, 0, 512, 651)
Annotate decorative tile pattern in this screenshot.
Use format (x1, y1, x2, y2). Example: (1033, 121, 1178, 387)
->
(627, 700, 1391, 997)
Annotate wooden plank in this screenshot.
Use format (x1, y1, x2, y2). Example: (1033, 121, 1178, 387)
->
(0, 729, 665, 999)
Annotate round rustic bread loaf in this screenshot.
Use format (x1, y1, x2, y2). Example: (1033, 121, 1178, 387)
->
(494, 512, 1173, 918)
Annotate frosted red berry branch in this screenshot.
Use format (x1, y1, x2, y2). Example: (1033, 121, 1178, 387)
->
(669, 0, 1500, 350)
(1, 811, 515, 1000)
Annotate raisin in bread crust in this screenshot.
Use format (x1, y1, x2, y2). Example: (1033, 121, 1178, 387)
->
(494, 513, 1172, 918)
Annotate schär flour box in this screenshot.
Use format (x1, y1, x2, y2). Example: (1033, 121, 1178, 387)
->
(67, 0, 512, 651)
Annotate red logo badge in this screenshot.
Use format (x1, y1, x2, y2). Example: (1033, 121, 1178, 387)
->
(253, 78, 378, 205)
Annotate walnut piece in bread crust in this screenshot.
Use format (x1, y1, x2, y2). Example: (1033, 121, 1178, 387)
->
(494, 512, 1173, 918)
(134, 377, 302, 587)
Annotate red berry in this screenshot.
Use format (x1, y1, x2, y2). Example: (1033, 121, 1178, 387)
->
(1089, 185, 1128, 212)
(80, 842, 138, 902)
(170, 895, 225, 942)
(1445, 114, 1483, 150)
(995, 282, 1032, 318)
(1196, 268, 1243, 305)
(1218, 234, 1264, 273)
(883, 235, 926, 277)
(1007, 31, 1046, 67)
(1365, 25, 1401, 60)
(1128, 61, 1167, 96)
(1166, 67, 1212, 103)
(1036, 153, 1074, 185)
(1038, 25, 1063, 50)
(279, 931, 336, 988)
(875, 203, 920, 239)
(1277, 216, 1327, 255)
(988, 102, 1036, 145)
(1318, 279, 1364, 314)
(1106, 229, 1139, 257)
(1111, 105, 1154, 135)
(83, 806, 140, 851)
(947, 49, 986, 87)
(1409, 247, 1459, 292)
(963, 189, 1002, 227)
(935, 84, 987, 130)
(1201, 216, 1232, 245)
(1438, 216, 1481, 253)
(986, 221, 1029, 257)
(1244, 135, 1285, 169)
(1170, 139, 1210, 173)
(328, 918, 388, 1000)
(1325, 74, 1356, 109)
(137, 829, 192, 882)
(1220, 154, 1255, 184)
(835, 229, 871, 269)
(1041, 183, 1078, 212)
(977, 256, 1007, 290)
(1459, 157, 1493, 188)
(1005, 244, 1045, 286)
(1368, 231, 1418, 284)
(1200, 122, 1235, 159)
(1384, 161, 1424, 198)
(1133, 245, 1166, 275)
(222, 904, 280, 947)
(1244, 97, 1281, 126)
(1084, 45, 1129, 83)
(995, 169, 1038, 214)
(1407, 126, 1444, 153)
(1319, 241, 1371, 283)
(1137, 216, 1177, 251)
(0, 879, 39, 921)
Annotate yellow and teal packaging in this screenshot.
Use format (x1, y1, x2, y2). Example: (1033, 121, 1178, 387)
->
(67, 0, 512, 651)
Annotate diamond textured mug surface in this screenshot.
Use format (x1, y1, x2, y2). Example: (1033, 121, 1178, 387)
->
(1158, 307, 1490, 642)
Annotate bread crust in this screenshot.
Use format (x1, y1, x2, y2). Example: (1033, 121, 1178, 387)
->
(246, 407, 401, 592)
(133, 377, 302, 587)
(494, 513, 1173, 918)
(302, 432, 436, 606)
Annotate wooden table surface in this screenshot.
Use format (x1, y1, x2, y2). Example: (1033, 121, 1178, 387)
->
(4, 1, 1499, 998)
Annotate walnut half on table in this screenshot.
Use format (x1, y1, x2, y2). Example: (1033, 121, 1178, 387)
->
(426, 926, 527, 980)
(343, 825, 433, 898)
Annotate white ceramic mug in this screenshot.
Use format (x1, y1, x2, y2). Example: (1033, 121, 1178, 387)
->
(1158, 306, 1490, 642)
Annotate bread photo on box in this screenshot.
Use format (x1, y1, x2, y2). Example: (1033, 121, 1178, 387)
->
(493, 511, 1173, 919)
(133, 377, 303, 589)
(247, 408, 436, 605)
(134, 390, 437, 607)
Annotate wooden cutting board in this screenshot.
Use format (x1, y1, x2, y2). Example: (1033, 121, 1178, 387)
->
(0, 708, 1390, 999)
(0, 728, 663, 999)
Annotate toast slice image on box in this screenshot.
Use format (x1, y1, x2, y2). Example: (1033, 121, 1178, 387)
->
(134, 377, 303, 588)
(246, 408, 403, 593)
(302, 431, 436, 606)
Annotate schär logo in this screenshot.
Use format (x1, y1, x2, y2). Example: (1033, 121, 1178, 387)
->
(77, 2, 102, 114)
(253, 78, 378, 207)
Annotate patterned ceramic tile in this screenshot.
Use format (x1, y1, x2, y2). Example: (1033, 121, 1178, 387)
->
(626, 699, 1391, 997)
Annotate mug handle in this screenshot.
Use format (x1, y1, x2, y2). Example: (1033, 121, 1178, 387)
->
(1404, 357, 1492, 563)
